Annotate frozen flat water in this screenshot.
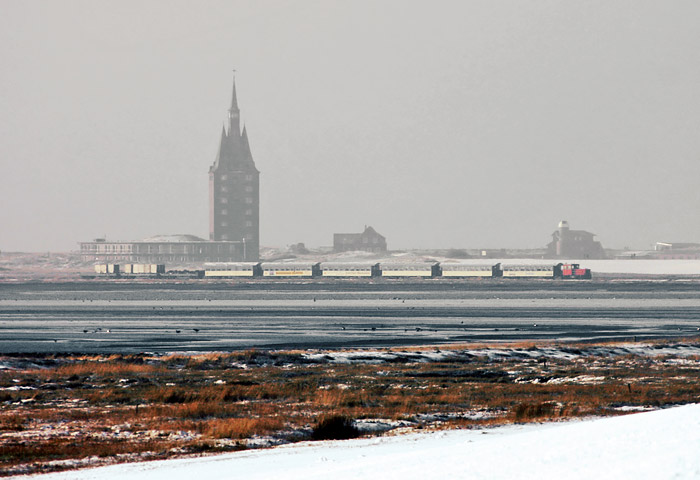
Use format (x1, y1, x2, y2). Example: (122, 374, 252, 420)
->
(1, 281, 700, 352)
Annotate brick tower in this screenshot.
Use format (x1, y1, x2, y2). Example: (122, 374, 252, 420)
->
(209, 76, 260, 261)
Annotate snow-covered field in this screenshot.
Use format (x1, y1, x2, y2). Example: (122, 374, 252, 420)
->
(18, 404, 700, 480)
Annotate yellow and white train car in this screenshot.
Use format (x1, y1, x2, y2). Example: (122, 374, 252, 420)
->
(440, 263, 495, 278)
(204, 262, 261, 278)
(122, 264, 165, 275)
(380, 262, 440, 278)
(320, 262, 380, 277)
(262, 262, 321, 278)
(94, 264, 120, 275)
(501, 264, 554, 278)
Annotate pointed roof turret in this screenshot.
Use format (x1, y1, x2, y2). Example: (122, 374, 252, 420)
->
(212, 125, 228, 170)
(228, 74, 241, 137)
(241, 125, 250, 155)
(240, 125, 258, 172)
(229, 73, 239, 114)
(210, 73, 257, 173)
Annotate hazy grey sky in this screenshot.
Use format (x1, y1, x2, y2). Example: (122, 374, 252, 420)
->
(1, 0, 699, 252)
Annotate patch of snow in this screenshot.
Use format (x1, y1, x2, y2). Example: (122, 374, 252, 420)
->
(545, 375, 606, 385)
(301, 343, 700, 366)
(353, 419, 411, 434)
(612, 405, 657, 412)
(18, 404, 700, 480)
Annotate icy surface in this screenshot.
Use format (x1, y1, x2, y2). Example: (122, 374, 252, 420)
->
(17, 404, 700, 480)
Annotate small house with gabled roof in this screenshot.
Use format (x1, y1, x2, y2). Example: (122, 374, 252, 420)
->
(333, 226, 387, 253)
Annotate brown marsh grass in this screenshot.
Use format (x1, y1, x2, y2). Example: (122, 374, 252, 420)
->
(2, 339, 700, 476)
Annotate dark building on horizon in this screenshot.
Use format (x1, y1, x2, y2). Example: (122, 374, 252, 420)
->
(546, 220, 606, 259)
(333, 226, 387, 253)
(209, 77, 260, 261)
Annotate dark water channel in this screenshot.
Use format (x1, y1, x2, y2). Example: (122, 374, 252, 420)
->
(1, 280, 699, 353)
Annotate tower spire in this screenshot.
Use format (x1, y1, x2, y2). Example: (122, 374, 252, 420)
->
(228, 71, 240, 136)
(229, 71, 239, 112)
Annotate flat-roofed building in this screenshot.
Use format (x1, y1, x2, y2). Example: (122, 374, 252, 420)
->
(80, 234, 243, 264)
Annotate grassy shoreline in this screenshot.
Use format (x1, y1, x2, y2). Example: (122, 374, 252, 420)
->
(2, 338, 700, 476)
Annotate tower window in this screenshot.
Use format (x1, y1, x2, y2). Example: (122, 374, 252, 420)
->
(221, 221, 228, 227)
(221, 198, 228, 204)
(221, 174, 228, 180)
(245, 174, 253, 181)
(246, 220, 253, 227)
(245, 186, 253, 192)
(221, 185, 229, 193)
(245, 209, 253, 215)
(245, 197, 253, 204)
(221, 209, 228, 215)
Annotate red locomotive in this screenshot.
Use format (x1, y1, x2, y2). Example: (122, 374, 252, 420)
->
(554, 263, 592, 279)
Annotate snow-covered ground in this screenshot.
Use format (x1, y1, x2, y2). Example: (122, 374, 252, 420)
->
(18, 404, 700, 480)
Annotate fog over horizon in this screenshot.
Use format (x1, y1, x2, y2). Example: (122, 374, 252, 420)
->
(1, 0, 699, 253)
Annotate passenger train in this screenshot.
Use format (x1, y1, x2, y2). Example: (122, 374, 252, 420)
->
(91, 261, 591, 280)
(202, 262, 592, 279)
